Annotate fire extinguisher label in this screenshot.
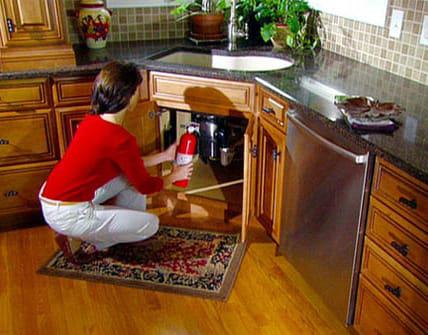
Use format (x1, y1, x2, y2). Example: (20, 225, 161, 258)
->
(176, 153, 193, 165)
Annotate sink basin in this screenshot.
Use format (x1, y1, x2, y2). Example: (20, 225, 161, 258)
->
(154, 51, 293, 72)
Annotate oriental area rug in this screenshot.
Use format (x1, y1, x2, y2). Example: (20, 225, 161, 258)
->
(38, 226, 246, 300)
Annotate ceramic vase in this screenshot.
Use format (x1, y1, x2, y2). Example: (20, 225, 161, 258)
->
(76, 0, 112, 49)
(271, 24, 290, 50)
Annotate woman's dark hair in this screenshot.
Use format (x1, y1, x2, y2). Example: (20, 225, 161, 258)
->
(90, 61, 142, 115)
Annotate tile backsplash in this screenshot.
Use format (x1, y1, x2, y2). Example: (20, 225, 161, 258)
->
(321, 0, 428, 85)
(64, 0, 187, 44)
(65, 0, 428, 85)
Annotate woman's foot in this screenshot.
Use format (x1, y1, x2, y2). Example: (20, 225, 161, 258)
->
(54, 233, 82, 264)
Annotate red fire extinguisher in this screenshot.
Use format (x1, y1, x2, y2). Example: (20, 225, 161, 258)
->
(174, 124, 198, 188)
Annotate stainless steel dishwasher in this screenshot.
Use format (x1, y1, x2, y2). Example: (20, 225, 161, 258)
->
(278, 111, 373, 326)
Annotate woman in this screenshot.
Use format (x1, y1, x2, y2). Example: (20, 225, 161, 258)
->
(39, 61, 192, 264)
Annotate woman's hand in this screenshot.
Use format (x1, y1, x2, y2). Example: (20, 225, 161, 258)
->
(164, 142, 177, 162)
(171, 163, 193, 182)
(162, 162, 193, 187)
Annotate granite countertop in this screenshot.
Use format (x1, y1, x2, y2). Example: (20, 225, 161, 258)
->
(1, 39, 427, 184)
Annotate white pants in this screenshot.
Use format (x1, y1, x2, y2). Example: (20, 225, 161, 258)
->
(39, 176, 159, 250)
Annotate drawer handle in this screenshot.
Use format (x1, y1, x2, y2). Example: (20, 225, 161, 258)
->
(398, 196, 417, 209)
(273, 148, 280, 161)
(390, 241, 409, 257)
(262, 107, 275, 115)
(0, 138, 9, 145)
(4, 190, 18, 197)
(384, 284, 401, 298)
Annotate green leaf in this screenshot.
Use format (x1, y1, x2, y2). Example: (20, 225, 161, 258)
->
(261, 22, 276, 42)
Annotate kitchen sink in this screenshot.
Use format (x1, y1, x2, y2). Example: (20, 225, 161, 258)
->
(153, 51, 293, 72)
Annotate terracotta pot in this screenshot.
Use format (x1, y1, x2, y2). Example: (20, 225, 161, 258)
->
(76, 0, 112, 49)
(271, 24, 290, 49)
(190, 13, 225, 40)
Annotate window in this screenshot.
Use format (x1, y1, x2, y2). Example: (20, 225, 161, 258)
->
(106, 0, 175, 8)
(308, 0, 388, 27)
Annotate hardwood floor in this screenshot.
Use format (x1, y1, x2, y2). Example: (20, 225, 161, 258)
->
(0, 210, 350, 335)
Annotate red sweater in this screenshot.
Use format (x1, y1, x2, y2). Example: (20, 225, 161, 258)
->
(43, 115, 163, 201)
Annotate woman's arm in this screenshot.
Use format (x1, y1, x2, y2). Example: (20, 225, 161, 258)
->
(143, 143, 177, 167)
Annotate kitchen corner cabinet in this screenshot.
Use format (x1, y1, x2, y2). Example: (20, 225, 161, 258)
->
(354, 157, 428, 335)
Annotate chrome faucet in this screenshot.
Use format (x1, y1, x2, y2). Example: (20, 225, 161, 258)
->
(227, 0, 247, 51)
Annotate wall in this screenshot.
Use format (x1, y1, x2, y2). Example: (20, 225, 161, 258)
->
(320, 0, 428, 85)
(64, 0, 187, 44)
(64, 0, 428, 86)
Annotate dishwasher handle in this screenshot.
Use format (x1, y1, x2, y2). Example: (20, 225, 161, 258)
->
(288, 114, 369, 164)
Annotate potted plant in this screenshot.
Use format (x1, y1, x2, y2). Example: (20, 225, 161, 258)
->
(254, 0, 322, 52)
(171, 0, 231, 40)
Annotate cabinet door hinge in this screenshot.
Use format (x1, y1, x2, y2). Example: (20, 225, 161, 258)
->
(251, 144, 258, 158)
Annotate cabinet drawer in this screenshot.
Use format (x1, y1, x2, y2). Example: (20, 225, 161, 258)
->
(260, 88, 288, 130)
(372, 158, 428, 230)
(361, 239, 428, 330)
(0, 111, 57, 166)
(150, 72, 255, 115)
(0, 78, 50, 110)
(367, 197, 427, 284)
(354, 276, 422, 335)
(0, 164, 52, 214)
(52, 76, 95, 107)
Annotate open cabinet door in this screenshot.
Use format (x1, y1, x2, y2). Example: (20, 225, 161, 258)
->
(242, 114, 258, 242)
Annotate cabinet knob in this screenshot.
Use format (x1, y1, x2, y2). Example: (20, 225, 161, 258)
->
(0, 139, 9, 145)
(251, 144, 258, 158)
(398, 196, 417, 209)
(273, 148, 280, 161)
(384, 284, 401, 298)
(6, 18, 15, 33)
(390, 240, 409, 257)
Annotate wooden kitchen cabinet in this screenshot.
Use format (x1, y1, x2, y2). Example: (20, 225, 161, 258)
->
(54, 72, 158, 156)
(149, 72, 260, 241)
(249, 86, 288, 242)
(0, 0, 74, 71)
(0, 76, 59, 230)
(150, 71, 255, 116)
(354, 157, 428, 335)
(0, 71, 159, 230)
(0, 0, 65, 47)
(254, 115, 286, 243)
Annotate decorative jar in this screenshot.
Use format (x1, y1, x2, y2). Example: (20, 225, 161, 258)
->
(76, 0, 112, 49)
